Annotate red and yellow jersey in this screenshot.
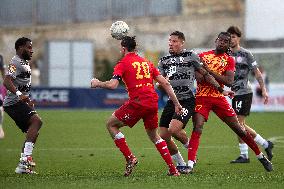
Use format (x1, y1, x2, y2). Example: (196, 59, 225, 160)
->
(113, 52, 160, 102)
(196, 50, 235, 97)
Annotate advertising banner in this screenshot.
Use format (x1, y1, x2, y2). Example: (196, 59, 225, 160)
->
(30, 87, 129, 109)
(29, 84, 284, 111)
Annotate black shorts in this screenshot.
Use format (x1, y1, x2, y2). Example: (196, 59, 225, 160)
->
(159, 97, 195, 128)
(232, 93, 253, 116)
(4, 101, 37, 133)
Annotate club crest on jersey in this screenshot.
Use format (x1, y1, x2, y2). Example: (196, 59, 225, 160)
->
(8, 64, 16, 74)
(179, 57, 184, 63)
(236, 56, 242, 63)
(221, 58, 227, 66)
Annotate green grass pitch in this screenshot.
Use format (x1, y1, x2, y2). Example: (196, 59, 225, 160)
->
(0, 110, 283, 189)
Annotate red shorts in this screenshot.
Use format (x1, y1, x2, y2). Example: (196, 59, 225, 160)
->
(114, 99, 158, 130)
(195, 96, 236, 121)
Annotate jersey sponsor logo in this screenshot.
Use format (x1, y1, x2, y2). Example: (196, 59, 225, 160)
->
(173, 85, 190, 94)
(18, 71, 31, 79)
(170, 72, 192, 80)
(160, 51, 193, 62)
(19, 60, 29, 65)
(18, 84, 31, 92)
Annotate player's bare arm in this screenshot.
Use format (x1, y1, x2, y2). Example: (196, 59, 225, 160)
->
(195, 71, 204, 83)
(156, 76, 169, 90)
(202, 61, 234, 87)
(155, 75, 182, 114)
(196, 67, 235, 98)
(91, 78, 119, 90)
(253, 68, 269, 104)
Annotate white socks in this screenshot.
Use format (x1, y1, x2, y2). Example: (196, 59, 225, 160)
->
(188, 160, 195, 168)
(239, 133, 269, 159)
(114, 132, 124, 140)
(23, 142, 34, 156)
(254, 134, 269, 149)
(172, 152, 186, 166)
(256, 152, 264, 159)
(239, 143, 249, 159)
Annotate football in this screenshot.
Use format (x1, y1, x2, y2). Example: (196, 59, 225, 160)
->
(110, 21, 129, 40)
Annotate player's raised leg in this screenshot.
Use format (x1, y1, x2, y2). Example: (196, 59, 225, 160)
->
(223, 116, 273, 172)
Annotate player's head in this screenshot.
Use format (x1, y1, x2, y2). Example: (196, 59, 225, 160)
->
(169, 31, 185, 54)
(121, 36, 137, 54)
(215, 32, 231, 54)
(15, 37, 33, 60)
(227, 26, 242, 48)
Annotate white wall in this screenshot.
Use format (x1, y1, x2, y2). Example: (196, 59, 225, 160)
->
(47, 41, 93, 87)
(245, 0, 284, 40)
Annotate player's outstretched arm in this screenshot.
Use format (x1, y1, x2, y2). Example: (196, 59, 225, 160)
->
(202, 62, 234, 87)
(197, 67, 234, 98)
(197, 67, 224, 90)
(90, 78, 119, 90)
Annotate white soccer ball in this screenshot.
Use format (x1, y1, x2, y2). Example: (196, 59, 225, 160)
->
(110, 21, 129, 40)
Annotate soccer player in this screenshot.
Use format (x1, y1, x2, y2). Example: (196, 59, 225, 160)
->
(227, 26, 274, 163)
(3, 37, 43, 174)
(91, 36, 182, 176)
(158, 31, 234, 174)
(0, 54, 6, 139)
(187, 32, 273, 173)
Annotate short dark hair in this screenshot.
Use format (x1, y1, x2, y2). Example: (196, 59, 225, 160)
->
(227, 26, 242, 37)
(170, 31, 185, 41)
(15, 37, 31, 50)
(217, 31, 231, 39)
(121, 36, 136, 52)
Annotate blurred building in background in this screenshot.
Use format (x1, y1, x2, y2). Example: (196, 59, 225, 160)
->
(0, 0, 283, 110)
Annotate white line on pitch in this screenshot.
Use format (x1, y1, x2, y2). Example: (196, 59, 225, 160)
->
(3, 145, 284, 152)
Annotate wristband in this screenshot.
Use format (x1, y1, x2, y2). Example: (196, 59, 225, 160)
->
(217, 86, 224, 93)
(16, 91, 22, 97)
